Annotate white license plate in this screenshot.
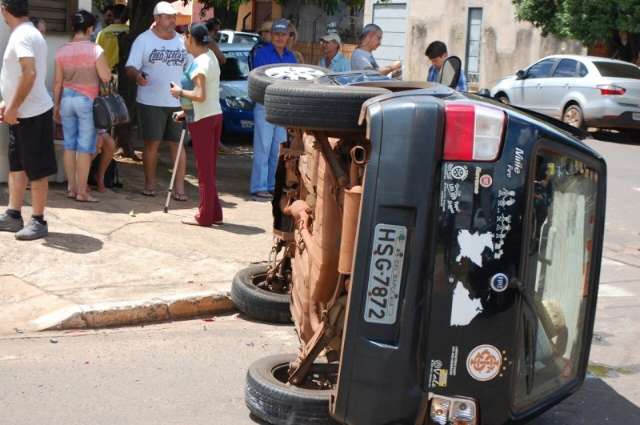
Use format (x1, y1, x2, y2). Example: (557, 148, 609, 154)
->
(364, 224, 408, 324)
(241, 120, 254, 129)
(633, 113, 640, 121)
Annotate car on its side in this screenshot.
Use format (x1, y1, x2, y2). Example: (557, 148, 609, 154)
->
(219, 44, 254, 136)
(490, 55, 640, 131)
(218, 30, 260, 45)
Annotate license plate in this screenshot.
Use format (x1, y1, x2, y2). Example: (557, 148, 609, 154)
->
(241, 120, 254, 129)
(364, 224, 408, 324)
(633, 113, 640, 121)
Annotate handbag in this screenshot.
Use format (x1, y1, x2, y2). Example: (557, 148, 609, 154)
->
(93, 81, 129, 129)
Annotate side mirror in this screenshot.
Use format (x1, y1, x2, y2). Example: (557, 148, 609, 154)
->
(516, 70, 526, 80)
(439, 56, 462, 89)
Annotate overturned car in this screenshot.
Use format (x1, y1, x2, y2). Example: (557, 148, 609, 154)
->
(232, 59, 607, 425)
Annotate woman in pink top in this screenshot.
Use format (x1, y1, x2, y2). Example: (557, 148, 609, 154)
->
(53, 10, 111, 202)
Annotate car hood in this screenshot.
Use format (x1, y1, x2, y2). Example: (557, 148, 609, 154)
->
(220, 79, 249, 99)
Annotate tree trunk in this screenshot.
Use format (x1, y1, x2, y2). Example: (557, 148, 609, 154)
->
(129, 0, 160, 38)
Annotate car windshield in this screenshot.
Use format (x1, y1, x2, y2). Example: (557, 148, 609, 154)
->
(234, 34, 260, 44)
(221, 51, 250, 81)
(593, 61, 640, 79)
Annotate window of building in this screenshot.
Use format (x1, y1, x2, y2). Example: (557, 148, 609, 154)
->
(30, 0, 79, 33)
(465, 8, 483, 84)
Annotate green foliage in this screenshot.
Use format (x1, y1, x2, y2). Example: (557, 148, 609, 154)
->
(513, 0, 640, 45)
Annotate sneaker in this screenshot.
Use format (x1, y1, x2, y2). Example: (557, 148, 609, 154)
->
(0, 212, 24, 233)
(251, 191, 273, 202)
(15, 219, 48, 241)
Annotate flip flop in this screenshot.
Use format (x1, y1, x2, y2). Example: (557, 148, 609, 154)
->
(141, 189, 156, 197)
(75, 195, 99, 203)
(173, 193, 189, 202)
(181, 218, 210, 227)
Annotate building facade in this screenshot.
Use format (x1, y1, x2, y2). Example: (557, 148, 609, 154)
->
(363, 0, 585, 90)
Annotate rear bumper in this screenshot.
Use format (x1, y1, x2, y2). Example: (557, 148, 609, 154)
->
(587, 111, 640, 130)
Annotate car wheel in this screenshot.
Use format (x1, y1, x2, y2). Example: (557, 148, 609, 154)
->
(496, 93, 510, 104)
(245, 353, 338, 425)
(248, 64, 330, 104)
(231, 264, 292, 324)
(562, 104, 585, 129)
(264, 82, 389, 132)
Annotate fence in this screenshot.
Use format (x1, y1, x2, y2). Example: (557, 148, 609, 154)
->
(294, 42, 357, 66)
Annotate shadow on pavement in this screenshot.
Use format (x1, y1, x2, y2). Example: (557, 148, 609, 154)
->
(590, 129, 639, 146)
(215, 222, 265, 235)
(530, 377, 640, 424)
(42, 232, 104, 253)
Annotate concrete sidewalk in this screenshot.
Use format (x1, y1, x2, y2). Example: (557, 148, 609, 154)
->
(0, 141, 274, 335)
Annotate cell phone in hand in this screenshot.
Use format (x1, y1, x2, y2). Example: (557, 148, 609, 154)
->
(170, 81, 176, 88)
(172, 111, 185, 122)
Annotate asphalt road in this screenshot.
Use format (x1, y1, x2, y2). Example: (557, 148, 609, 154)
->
(1, 134, 639, 425)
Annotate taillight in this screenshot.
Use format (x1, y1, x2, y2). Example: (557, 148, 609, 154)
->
(598, 84, 626, 95)
(444, 102, 506, 161)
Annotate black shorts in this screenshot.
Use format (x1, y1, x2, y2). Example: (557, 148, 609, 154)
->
(8, 108, 57, 180)
(137, 103, 182, 143)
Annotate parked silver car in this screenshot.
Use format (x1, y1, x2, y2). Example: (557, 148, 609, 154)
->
(490, 55, 640, 130)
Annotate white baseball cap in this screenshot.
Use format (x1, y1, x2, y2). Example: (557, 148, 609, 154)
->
(321, 33, 342, 45)
(153, 1, 176, 15)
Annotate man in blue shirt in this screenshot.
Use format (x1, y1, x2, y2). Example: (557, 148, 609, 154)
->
(318, 33, 350, 72)
(250, 19, 297, 201)
(426, 40, 468, 92)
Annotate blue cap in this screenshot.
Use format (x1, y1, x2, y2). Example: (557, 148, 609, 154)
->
(271, 18, 290, 34)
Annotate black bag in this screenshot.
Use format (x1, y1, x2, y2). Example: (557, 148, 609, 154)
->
(93, 81, 130, 130)
(88, 157, 122, 189)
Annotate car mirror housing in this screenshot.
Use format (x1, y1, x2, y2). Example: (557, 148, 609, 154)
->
(439, 56, 462, 89)
(516, 69, 527, 80)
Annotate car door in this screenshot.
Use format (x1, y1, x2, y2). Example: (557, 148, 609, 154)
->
(544, 59, 579, 119)
(514, 59, 558, 112)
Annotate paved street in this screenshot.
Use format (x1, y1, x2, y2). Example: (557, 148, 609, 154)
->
(0, 134, 638, 425)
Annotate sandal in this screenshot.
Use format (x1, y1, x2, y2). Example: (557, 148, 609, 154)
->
(181, 218, 210, 227)
(75, 194, 99, 203)
(172, 192, 188, 202)
(141, 189, 156, 197)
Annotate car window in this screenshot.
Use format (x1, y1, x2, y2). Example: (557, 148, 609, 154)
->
(578, 63, 588, 77)
(219, 33, 229, 43)
(234, 34, 260, 44)
(593, 61, 640, 79)
(221, 50, 250, 80)
(527, 59, 557, 79)
(552, 59, 578, 77)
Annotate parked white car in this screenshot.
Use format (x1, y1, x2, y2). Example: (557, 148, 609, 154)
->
(490, 55, 640, 130)
(219, 30, 260, 45)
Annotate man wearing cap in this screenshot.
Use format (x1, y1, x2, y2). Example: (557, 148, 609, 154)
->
(249, 18, 296, 201)
(351, 23, 401, 75)
(0, 0, 57, 240)
(318, 33, 350, 72)
(248, 20, 271, 70)
(125, 1, 190, 199)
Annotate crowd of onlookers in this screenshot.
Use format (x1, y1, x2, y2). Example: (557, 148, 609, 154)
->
(0, 0, 464, 241)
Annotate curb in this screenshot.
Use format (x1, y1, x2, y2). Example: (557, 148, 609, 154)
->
(30, 291, 236, 331)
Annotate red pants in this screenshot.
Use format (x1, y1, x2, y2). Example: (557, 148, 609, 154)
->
(188, 114, 223, 225)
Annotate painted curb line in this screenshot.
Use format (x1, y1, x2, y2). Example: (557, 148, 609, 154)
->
(30, 291, 236, 331)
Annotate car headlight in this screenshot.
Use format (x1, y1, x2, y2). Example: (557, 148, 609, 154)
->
(429, 394, 477, 425)
(223, 96, 253, 110)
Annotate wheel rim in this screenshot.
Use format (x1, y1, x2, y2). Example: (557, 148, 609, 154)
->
(265, 66, 327, 81)
(498, 96, 510, 105)
(252, 271, 289, 294)
(563, 107, 581, 127)
(272, 362, 338, 391)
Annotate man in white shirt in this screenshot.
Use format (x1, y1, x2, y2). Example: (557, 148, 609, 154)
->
(0, 0, 56, 240)
(125, 1, 189, 199)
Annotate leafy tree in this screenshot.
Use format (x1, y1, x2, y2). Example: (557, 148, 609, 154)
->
(512, 0, 640, 61)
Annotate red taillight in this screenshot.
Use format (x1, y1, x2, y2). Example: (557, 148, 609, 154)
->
(598, 84, 626, 95)
(444, 102, 506, 161)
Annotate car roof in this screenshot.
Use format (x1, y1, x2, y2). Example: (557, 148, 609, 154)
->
(539, 54, 639, 66)
(219, 43, 254, 52)
(220, 29, 260, 37)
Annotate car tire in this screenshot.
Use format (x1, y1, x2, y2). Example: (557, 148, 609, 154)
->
(248, 64, 330, 104)
(264, 83, 390, 132)
(562, 104, 585, 129)
(245, 353, 338, 425)
(231, 264, 292, 324)
(496, 93, 510, 104)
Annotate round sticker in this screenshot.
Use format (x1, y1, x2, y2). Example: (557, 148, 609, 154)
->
(479, 174, 493, 188)
(451, 165, 469, 180)
(466, 344, 502, 382)
(490, 273, 509, 292)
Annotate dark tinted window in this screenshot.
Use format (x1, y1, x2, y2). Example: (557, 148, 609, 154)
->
(594, 61, 640, 79)
(527, 60, 557, 79)
(234, 34, 260, 44)
(221, 51, 250, 80)
(578, 63, 588, 77)
(553, 59, 578, 77)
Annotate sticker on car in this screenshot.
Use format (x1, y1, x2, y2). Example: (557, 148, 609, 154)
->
(364, 224, 407, 325)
